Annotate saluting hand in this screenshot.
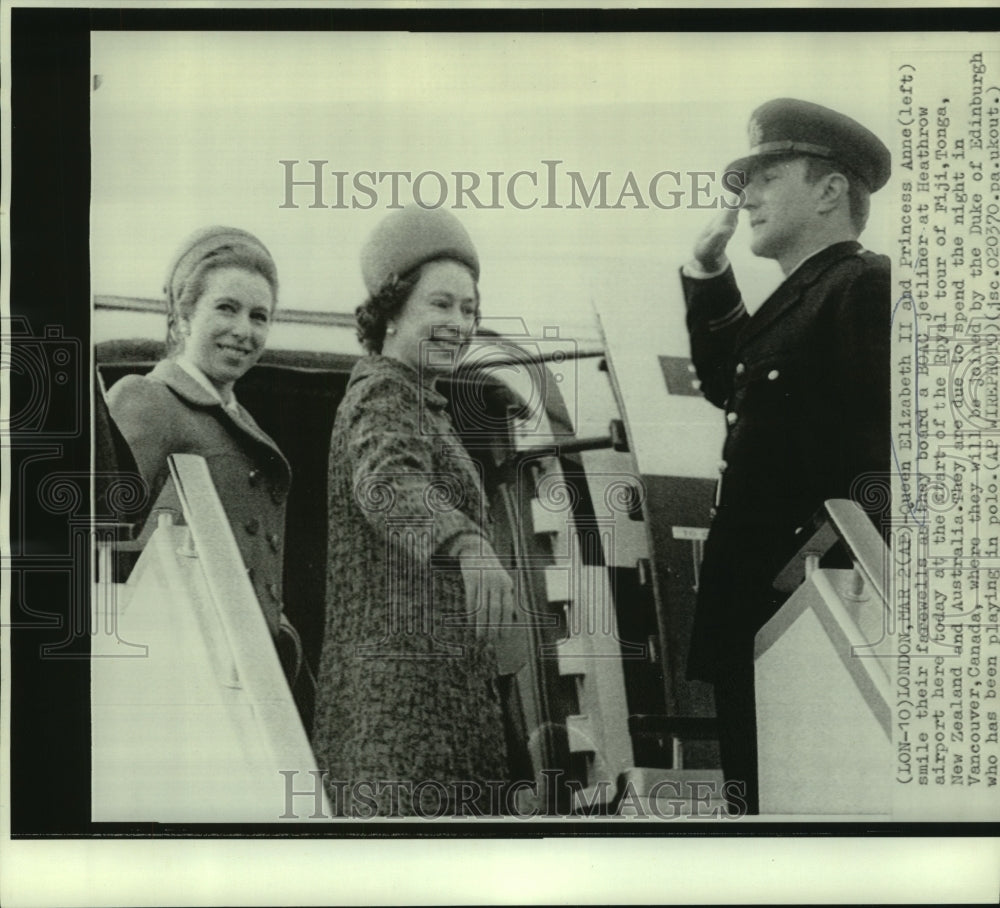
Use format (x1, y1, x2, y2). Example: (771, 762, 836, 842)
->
(458, 540, 516, 642)
(692, 205, 740, 272)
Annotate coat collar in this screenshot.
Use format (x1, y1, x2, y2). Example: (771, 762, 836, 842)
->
(737, 240, 862, 348)
(349, 355, 449, 411)
(148, 359, 291, 473)
(149, 357, 220, 408)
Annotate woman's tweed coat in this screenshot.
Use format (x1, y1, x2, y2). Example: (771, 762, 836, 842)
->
(311, 356, 508, 816)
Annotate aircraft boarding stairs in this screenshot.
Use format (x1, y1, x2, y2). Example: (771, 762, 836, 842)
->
(91, 384, 890, 821)
(599, 498, 892, 818)
(754, 498, 892, 816)
(92, 453, 329, 823)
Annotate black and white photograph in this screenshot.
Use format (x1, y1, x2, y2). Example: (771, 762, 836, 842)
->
(3, 2, 999, 905)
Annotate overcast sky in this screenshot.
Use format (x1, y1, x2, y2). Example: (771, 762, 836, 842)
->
(90, 31, 907, 334)
(90, 29, 981, 474)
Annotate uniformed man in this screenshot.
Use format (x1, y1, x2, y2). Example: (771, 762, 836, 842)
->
(681, 98, 891, 814)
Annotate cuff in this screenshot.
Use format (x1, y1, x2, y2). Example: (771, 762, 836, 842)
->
(681, 256, 730, 280)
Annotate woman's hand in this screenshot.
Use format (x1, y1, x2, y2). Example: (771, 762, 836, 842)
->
(458, 540, 516, 641)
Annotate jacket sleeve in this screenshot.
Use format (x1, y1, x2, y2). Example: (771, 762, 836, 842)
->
(681, 265, 750, 409)
(827, 259, 892, 525)
(342, 374, 485, 559)
(105, 374, 176, 505)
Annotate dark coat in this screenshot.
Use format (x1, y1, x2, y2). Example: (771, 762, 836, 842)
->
(311, 356, 508, 816)
(106, 359, 292, 637)
(684, 241, 891, 682)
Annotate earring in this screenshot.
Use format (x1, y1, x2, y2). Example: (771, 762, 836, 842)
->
(386, 325, 397, 336)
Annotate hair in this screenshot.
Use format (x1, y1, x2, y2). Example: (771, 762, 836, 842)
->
(355, 256, 480, 355)
(801, 156, 871, 235)
(166, 246, 279, 355)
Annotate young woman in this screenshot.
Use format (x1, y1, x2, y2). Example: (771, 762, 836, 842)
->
(107, 226, 311, 719)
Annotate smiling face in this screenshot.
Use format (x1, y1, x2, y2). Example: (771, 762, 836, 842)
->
(742, 157, 824, 268)
(178, 265, 274, 395)
(381, 259, 479, 377)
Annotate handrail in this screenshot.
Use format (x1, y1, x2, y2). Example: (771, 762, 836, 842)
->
(759, 498, 892, 737)
(94, 294, 607, 363)
(166, 453, 322, 780)
(95, 293, 358, 329)
(772, 498, 888, 600)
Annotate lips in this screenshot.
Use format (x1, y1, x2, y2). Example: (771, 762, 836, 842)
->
(217, 343, 253, 355)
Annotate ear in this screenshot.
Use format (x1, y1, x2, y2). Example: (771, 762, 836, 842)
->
(816, 172, 849, 215)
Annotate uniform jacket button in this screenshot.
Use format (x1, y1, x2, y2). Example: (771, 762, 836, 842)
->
(718, 460, 728, 473)
(271, 487, 286, 505)
(726, 411, 738, 426)
(735, 362, 746, 376)
(767, 369, 780, 381)
(248, 468, 262, 487)
(245, 518, 260, 535)
(268, 532, 280, 552)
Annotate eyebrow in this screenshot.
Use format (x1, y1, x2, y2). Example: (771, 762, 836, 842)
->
(427, 291, 477, 303)
(214, 295, 272, 312)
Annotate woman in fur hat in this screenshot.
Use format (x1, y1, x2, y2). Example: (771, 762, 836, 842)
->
(107, 226, 311, 718)
(312, 207, 514, 817)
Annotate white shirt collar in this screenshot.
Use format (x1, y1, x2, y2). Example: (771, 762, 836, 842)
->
(174, 356, 240, 413)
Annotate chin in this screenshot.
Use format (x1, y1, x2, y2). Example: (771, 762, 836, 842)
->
(750, 235, 777, 260)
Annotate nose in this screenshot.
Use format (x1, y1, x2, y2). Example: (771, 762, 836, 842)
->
(230, 310, 254, 341)
(742, 175, 763, 208)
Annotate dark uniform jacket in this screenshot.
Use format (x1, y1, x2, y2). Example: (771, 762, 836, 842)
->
(107, 359, 292, 638)
(683, 240, 891, 682)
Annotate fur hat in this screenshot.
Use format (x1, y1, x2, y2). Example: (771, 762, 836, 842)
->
(165, 226, 276, 307)
(360, 206, 480, 294)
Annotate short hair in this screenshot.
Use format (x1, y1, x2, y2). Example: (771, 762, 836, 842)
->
(167, 247, 278, 355)
(355, 257, 479, 355)
(802, 156, 871, 235)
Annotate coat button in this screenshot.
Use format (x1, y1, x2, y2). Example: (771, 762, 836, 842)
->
(726, 411, 738, 426)
(245, 518, 260, 535)
(248, 469, 262, 487)
(767, 369, 780, 381)
(718, 460, 727, 473)
(268, 532, 280, 552)
(735, 362, 746, 376)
